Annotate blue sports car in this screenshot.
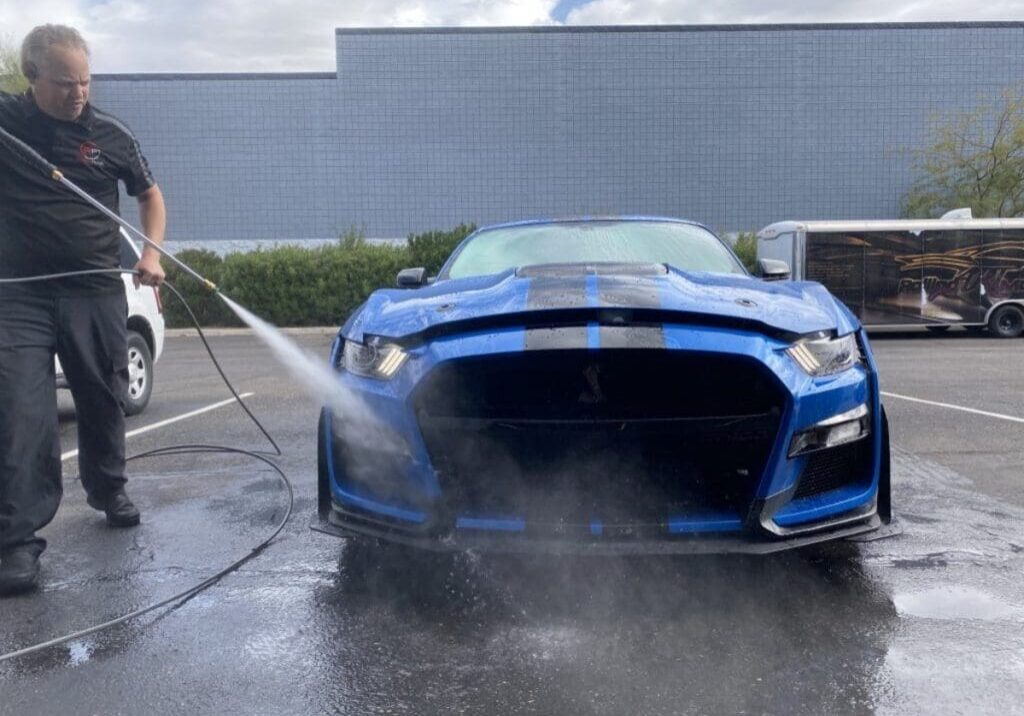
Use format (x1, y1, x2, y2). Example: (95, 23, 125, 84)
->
(315, 217, 892, 553)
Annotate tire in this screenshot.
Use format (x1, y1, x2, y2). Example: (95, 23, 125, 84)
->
(317, 409, 331, 517)
(925, 325, 951, 333)
(123, 330, 154, 416)
(987, 304, 1024, 339)
(878, 405, 892, 523)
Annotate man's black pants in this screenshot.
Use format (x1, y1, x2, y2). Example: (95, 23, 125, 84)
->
(0, 287, 128, 556)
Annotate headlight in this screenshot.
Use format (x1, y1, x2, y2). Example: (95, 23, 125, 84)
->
(342, 340, 408, 380)
(786, 332, 860, 376)
(789, 403, 870, 457)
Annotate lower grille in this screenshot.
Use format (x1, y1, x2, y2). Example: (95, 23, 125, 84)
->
(793, 438, 872, 499)
(412, 350, 784, 525)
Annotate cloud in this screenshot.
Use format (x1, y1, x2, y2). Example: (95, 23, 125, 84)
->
(0, 1, 87, 48)
(565, 0, 1024, 24)
(2, 0, 1022, 72)
(0, 0, 558, 72)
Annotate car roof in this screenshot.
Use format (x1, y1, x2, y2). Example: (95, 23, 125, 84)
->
(473, 215, 713, 234)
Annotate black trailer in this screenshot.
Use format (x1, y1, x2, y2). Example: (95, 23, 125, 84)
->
(756, 219, 1024, 337)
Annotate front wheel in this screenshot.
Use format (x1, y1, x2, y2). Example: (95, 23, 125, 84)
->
(123, 330, 154, 416)
(988, 304, 1024, 339)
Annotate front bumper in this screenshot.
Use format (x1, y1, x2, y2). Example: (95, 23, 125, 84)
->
(312, 501, 895, 555)
(316, 324, 894, 553)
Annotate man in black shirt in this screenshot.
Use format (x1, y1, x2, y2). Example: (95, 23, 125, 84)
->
(0, 25, 167, 595)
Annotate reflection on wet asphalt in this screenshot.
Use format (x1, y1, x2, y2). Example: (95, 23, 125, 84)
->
(2, 444, 1022, 715)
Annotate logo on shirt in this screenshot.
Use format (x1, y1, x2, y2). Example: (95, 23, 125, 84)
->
(78, 141, 104, 167)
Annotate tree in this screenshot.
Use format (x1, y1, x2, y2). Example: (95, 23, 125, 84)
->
(901, 88, 1024, 219)
(0, 36, 28, 94)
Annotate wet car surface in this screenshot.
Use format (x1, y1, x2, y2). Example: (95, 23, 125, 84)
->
(1, 330, 1022, 715)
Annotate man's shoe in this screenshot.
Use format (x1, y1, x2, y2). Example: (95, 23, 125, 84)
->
(87, 489, 141, 528)
(0, 547, 40, 596)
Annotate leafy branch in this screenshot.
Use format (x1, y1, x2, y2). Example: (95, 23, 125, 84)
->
(902, 87, 1024, 218)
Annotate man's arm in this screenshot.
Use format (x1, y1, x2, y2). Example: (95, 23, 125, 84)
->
(134, 184, 166, 287)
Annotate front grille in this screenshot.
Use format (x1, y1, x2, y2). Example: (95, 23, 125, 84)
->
(412, 350, 784, 526)
(793, 438, 872, 499)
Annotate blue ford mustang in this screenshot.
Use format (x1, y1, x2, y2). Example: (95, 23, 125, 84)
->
(314, 217, 892, 553)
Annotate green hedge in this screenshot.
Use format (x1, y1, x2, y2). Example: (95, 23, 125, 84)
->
(161, 225, 474, 328)
(163, 249, 239, 328)
(731, 232, 758, 272)
(407, 222, 475, 275)
(222, 242, 409, 327)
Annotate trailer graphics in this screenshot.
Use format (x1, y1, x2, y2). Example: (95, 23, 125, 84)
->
(757, 220, 1024, 336)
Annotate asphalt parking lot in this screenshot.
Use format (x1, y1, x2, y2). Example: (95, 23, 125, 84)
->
(1, 328, 1023, 715)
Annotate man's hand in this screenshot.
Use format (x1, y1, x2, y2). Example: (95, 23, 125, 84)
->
(133, 251, 165, 288)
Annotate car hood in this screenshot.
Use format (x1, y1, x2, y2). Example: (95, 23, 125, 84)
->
(343, 264, 858, 344)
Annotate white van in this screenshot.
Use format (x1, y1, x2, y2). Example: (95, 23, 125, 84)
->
(55, 230, 166, 415)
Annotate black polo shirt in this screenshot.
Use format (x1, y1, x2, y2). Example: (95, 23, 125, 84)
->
(0, 90, 155, 295)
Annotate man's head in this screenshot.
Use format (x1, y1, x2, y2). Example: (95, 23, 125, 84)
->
(21, 24, 91, 122)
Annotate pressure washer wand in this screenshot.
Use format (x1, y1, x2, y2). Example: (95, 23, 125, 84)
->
(0, 124, 218, 292)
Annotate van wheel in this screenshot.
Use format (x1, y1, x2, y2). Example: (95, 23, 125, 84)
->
(988, 304, 1024, 338)
(124, 330, 154, 415)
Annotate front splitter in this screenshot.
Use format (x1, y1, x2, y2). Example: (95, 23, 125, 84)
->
(311, 507, 899, 555)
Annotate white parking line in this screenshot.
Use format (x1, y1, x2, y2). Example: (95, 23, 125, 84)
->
(882, 390, 1024, 425)
(60, 392, 256, 462)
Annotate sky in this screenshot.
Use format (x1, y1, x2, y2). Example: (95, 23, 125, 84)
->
(0, 0, 1022, 72)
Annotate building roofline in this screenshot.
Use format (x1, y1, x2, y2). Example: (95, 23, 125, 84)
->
(88, 23, 1024, 80)
(91, 72, 336, 81)
(336, 21, 1024, 35)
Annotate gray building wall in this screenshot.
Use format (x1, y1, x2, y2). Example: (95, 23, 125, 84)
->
(91, 23, 1024, 242)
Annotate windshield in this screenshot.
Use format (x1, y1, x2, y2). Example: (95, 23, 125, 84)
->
(442, 221, 745, 279)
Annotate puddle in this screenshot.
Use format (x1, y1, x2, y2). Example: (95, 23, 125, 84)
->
(67, 640, 93, 666)
(894, 586, 1021, 621)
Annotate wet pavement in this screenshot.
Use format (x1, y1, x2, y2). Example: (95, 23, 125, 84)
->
(2, 330, 1023, 715)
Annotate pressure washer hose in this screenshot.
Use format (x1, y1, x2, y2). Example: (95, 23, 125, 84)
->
(0, 125, 296, 663)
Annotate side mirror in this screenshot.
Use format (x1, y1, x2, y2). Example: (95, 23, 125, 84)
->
(757, 258, 790, 282)
(396, 267, 428, 288)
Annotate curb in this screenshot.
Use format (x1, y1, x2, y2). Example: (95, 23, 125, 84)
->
(165, 326, 337, 338)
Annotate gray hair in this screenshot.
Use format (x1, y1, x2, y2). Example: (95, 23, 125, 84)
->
(20, 24, 90, 81)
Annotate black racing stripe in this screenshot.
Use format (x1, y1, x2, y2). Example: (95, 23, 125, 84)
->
(527, 277, 588, 310)
(598, 325, 666, 349)
(524, 326, 589, 351)
(598, 277, 662, 309)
